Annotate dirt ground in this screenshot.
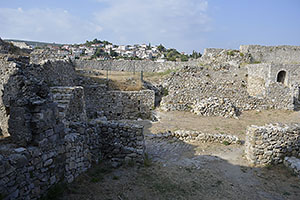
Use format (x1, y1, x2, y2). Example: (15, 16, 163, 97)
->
(59, 110, 300, 200)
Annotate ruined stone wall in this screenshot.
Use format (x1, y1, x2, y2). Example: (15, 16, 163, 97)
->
(245, 123, 300, 166)
(0, 59, 19, 137)
(85, 86, 155, 120)
(160, 66, 270, 116)
(247, 63, 300, 110)
(74, 59, 199, 72)
(240, 45, 300, 64)
(0, 58, 145, 199)
(0, 57, 77, 139)
(247, 64, 269, 97)
(147, 130, 241, 145)
(89, 119, 145, 166)
(199, 48, 252, 69)
(0, 118, 145, 199)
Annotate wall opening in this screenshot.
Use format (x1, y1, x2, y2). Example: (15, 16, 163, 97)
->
(277, 70, 287, 84)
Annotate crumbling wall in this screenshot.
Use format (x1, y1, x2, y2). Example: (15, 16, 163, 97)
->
(160, 66, 269, 114)
(245, 123, 300, 166)
(247, 63, 300, 110)
(0, 58, 146, 199)
(200, 48, 252, 69)
(247, 64, 269, 97)
(74, 59, 199, 73)
(85, 87, 155, 120)
(240, 45, 300, 64)
(0, 57, 77, 141)
(0, 59, 19, 137)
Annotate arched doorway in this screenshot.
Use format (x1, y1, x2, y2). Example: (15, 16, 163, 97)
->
(277, 70, 286, 84)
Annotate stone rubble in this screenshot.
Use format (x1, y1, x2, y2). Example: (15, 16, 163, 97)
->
(191, 97, 239, 118)
(283, 157, 300, 178)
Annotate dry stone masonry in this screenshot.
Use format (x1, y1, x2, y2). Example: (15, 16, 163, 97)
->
(0, 50, 146, 199)
(147, 130, 241, 145)
(75, 59, 199, 73)
(245, 123, 300, 166)
(191, 97, 239, 118)
(85, 87, 155, 120)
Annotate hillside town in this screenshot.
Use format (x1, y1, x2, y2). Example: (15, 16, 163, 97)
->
(8, 38, 202, 62)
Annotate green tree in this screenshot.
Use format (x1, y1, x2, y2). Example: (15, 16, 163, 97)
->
(157, 44, 166, 52)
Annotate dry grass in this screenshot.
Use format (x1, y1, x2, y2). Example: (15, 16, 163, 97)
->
(77, 69, 144, 91)
(76, 68, 177, 90)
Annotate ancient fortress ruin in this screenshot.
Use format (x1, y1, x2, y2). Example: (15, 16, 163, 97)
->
(0, 37, 300, 199)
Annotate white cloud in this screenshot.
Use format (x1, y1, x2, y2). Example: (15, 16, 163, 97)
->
(0, 7, 102, 43)
(93, 0, 211, 51)
(0, 1, 211, 52)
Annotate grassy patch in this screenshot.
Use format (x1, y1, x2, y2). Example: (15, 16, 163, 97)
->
(222, 141, 230, 146)
(144, 69, 179, 78)
(162, 87, 169, 96)
(252, 61, 261, 64)
(227, 51, 235, 56)
(144, 153, 152, 167)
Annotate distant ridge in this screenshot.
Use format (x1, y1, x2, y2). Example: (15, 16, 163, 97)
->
(4, 39, 62, 47)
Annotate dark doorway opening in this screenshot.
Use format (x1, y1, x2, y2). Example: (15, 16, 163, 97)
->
(277, 71, 286, 84)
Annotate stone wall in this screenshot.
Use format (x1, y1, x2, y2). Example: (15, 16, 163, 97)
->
(0, 57, 77, 139)
(245, 123, 300, 166)
(240, 45, 300, 64)
(160, 66, 269, 115)
(0, 118, 145, 199)
(84, 86, 155, 120)
(147, 130, 241, 144)
(74, 59, 199, 72)
(0, 57, 146, 199)
(247, 63, 300, 110)
(0, 59, 19, 137)
(199, 48, 252, 70)
(89, 119, 145, 166)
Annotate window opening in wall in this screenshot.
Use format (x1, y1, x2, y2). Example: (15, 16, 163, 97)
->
(277, 70, 286, 84)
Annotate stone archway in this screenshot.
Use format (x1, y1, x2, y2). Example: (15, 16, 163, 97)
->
(277, 70, 287, 84)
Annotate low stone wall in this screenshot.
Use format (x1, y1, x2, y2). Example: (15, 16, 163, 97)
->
(0, 119, 145, 199)
(240, 45, 300, 64)
(85, 87, 155, 120)
(245, 124, 300, 166)
(74, 59, 199, 72)
(90, 119, 145, 166)
(147, 130, 241, 144)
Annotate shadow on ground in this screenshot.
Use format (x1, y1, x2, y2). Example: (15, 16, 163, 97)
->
(58, 119, 300, 200)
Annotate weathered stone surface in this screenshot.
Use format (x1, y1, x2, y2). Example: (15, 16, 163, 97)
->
(147, 130, 241, 144)
(74, 59, 199, 73)
(245, 123, 300, 166)
(84, 86, 155, 120)
(284, 156, 300, 178)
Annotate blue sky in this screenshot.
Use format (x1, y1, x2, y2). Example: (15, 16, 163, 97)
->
(0, 0, 299, 53)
